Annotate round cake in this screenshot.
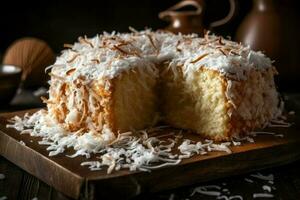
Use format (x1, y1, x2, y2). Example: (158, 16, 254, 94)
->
(38, 29, 281, 142)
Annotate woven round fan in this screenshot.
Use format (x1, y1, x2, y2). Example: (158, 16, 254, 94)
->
(3, 37, 55, 88)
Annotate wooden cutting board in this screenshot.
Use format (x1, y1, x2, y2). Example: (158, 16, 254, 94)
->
(0, 109, 300, 199)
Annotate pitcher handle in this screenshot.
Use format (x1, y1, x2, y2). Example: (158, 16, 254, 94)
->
(159, 0, 203, 22)
(209, 0, 236, 28)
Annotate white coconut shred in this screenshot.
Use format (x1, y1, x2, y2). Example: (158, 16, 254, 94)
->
(6, 107, 290, 174)
(6, 110, 240, 174)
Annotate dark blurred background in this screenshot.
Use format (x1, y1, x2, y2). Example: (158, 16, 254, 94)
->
(0, 0, 253, 53)
(0, 0, 299, 90)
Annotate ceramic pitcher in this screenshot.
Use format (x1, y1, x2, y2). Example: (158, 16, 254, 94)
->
(235, 0, 300, 91)
(159, 0, 236, 36)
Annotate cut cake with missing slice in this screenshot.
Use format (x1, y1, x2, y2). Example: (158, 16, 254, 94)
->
(44, 29, 281, 141)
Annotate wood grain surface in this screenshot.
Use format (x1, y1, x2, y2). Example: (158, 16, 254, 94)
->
(0, 109, 300, 199)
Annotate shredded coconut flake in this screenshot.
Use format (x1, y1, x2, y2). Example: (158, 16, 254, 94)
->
(232, 140, 241, 146)
(253, 193, 274, 198)
(191, 184, 244, 200)
(6, 108, 291, 174)
(6, 112, 235, 174)
(191, 185, 222, 197)
(268, 180, 274, 185)
(262, 185, 272, 193)
(250, 131, 284, 138)
(250, 173, 274, 181)
(244, 178, 254, 183)
(268, 119, 291, 128)
(189, 172, 277, 200)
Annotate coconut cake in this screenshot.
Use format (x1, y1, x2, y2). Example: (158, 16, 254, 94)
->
(14, 29, 282, 143)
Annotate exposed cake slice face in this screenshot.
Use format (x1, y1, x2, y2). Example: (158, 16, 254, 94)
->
(160, 66, 230, 141)
(47, 62, 159, 136)
(160, 65, 280, 141)
(111, 63, 159, 132)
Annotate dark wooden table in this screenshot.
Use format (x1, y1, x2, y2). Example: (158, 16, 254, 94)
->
(2, 155, 300, 200)
(1, 91, 300, 200)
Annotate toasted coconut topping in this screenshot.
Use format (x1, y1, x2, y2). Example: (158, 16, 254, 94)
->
(47, 29, 273, 86)
(40, 96, 49, 103)
(48, 73, 64, 81)
(67, 54, 79, 63)
(113, 44, 129, 55)
(64, 43, 73, 48)
(79, 36, 94, 48)
(176, 40, 182, 52)
(219, 49, 227, 56)
(230, 50, 240, 56)
(146, 34, 157, 50)
(91, 59, 100, 64)
(66, 68, 76, 75)
(191, 53, 210, 64)
(128, 26, 138, 33)
(218, 37, 225, 45)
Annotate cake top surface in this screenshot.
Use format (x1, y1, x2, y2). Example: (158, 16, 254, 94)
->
(48, 29, 273, 85)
